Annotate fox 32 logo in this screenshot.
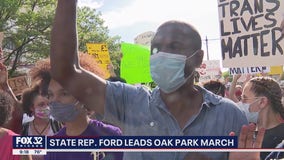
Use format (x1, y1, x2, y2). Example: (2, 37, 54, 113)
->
(13, 136, 46, 149)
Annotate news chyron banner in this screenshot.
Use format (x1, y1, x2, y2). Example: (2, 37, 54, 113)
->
(13, 136, 237, 155)
(218, 0, 284, 68)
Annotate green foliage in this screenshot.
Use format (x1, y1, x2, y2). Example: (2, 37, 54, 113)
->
(77, 7, 122, 75)
(1, 0, 56, 76)
(1, 1, 122, 77)
(0, 0, 21, 30)
(222, 70, 233, 83)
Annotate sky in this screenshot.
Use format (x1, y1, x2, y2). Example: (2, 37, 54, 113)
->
(78, 0, 223, 62)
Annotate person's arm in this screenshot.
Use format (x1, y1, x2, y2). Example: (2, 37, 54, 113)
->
(0, 63, 23, 133)
(0, 63, 19, 102)
(242, 74, 251, 88)
(50, 0, 106, 114)
(107, 63, 117, 77)
(228, 74, 241, 102)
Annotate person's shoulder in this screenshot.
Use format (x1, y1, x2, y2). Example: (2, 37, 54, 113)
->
(106, 81, 151, 96)
(201, 86, 242, 112)
(219, 96, 238, 106)
(52, 126, 66, 136)
(201, 86, 235, 106)
(106, 81, 126, 88)
(50, 119, 63, 133)
(8, 129, 18, 136)
(3, 128, 19, 136)
(217, 97, 241, 111)
(90, 120, 122, 136)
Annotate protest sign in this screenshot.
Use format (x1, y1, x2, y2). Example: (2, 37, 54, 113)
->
(8, 76, 29, 96)
(218, 0, 284, 67)
(269, 65, 283, 75)
(229, 66, 270, 75)
(120, 43, 152, 84)
(196, 60, 222, 82)
(86, 43, 111, 79)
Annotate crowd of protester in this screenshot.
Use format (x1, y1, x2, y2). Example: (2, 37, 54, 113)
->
(0, 0, 284, 159)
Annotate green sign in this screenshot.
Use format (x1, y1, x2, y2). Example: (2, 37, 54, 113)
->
(120, 42, 153, 84)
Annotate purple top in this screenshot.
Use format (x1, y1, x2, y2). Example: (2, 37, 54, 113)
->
(44, 119, 123, 160)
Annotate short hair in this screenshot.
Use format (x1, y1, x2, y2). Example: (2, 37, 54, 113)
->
(21, 84, 41, 117)
(203, 80, 226, 97)
(0, 90, 14, 126)
(156, 20, 202, 51)
(29, 53, 106, 95)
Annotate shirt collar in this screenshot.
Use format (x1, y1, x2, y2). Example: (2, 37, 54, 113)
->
(150, 85, 222, 109)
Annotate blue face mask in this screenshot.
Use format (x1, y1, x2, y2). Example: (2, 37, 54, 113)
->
(237, 102, 259, 123)
(150, 51, 198, 93)
(49, 101, 80, 122)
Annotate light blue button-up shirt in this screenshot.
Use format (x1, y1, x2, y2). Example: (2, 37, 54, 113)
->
(104, 81, 248, 160)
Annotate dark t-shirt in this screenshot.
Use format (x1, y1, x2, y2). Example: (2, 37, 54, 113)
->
(264, 140, 284, 160)
(261, 123, 284, 160)
(44, 119, 123, 160)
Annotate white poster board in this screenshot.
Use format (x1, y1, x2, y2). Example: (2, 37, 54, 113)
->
(196, 60, 221, 82)
(229, 66, 270, 75)
(218, 0, 284, 68)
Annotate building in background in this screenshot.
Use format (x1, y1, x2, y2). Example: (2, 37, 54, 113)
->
(134, 31, 155, 47)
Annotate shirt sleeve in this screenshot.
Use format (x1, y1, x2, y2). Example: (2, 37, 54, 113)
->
(103, 81, 150, 129)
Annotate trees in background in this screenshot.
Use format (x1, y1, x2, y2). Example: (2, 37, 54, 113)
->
(77, 7, 122, 76)
(0, 0, 122, 77)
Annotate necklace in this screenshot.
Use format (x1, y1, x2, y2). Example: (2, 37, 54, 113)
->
(32, 120, 50, 135)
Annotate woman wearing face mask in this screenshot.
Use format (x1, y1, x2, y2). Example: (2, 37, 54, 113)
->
(21, 84, 62, 136)
(0, 62, 24, 134)
(46, 79, 122, 160)
(21, 84, 62, 160)
(229, 74, 259, 123)
(0, 90, 32, 160)
(29, 57, 123, 160)
(241, 77, 284, 160)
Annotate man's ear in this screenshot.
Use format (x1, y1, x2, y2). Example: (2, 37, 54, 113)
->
(195, 50, 204, 68)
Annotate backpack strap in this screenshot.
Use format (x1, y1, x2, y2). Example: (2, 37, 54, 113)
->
(21, 122, 30, 136)
(50, 119, 62, 134)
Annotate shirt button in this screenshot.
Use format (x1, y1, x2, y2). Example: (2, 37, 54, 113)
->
(150, 122, 155, 127)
